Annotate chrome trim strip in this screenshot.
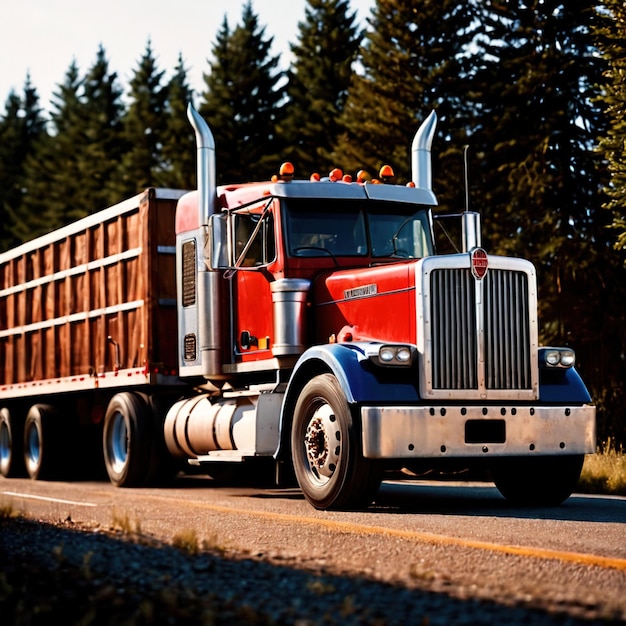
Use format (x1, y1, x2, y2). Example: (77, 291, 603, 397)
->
(316, 285, 414, 307)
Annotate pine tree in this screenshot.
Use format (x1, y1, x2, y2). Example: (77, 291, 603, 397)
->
(21, 60, 85, 234)
(468, 1, 608, 258)
(79, 45, 125, 214)
(0, 76, 49, 247)
(198, 17, 237, 183)
(0, 91, 22, 251)
(0, 91, 31, 249)
(332, 0, 478, 199)
(158, 53, 196, 190)
(200, 2, 285, 183)
(590, 0, 626, 444)
(281, 0, 362, 176)
(20, 47, 125, 234)
(594, 0, 626, 257)
(117, 40, 167, 196)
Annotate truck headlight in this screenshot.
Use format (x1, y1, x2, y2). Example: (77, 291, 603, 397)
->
(540, 347, 576, 369)
(367, 344, 415, 367)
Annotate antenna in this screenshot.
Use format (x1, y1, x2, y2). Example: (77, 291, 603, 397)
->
(463, 145, 470, 213)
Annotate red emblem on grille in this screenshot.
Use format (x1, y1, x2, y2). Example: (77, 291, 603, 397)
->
(470, 248, 488, 280)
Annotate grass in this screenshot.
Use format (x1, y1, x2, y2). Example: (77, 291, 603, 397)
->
(0, 501, 17, 519)
(110, 507, 142, 536)
(578, 443, 626, 496)
(171, 528, 200, 555)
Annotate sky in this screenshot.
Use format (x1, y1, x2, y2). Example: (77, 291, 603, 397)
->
(0, 0, 374, 112)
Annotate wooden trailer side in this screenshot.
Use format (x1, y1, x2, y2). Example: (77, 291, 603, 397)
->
(0, 189, 184, 392)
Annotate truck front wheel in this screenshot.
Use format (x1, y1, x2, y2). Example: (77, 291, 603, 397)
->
(291, 374, 380, 510)
(103, 393, 153, 487)
(492, 454, 584, 506)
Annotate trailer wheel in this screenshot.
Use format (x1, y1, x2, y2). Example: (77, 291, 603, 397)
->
(23, 404, 64, 480)
(103, 393, 153, 487)
(291, 373, 380, 510)
(0, 408, 26, 478)
(492, 454, 584, 506)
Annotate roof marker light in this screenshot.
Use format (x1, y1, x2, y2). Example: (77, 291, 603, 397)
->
(379, 164, 395, 183)
(279, 162, 294, 180)
(329, 168, 343, 182)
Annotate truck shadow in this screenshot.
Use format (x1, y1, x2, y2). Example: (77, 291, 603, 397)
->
(369, 480, 626, 524)
(206, 474, 625, 525)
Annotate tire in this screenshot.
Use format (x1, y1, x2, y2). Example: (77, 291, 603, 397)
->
(103, 392, 155, 487)
(0, 408, 26, 478)
(290, 373, 380, 510)
(23, 404, 64, 480)
(492, 454, 584, 506)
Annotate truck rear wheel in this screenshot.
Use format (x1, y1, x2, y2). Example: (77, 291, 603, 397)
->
(492, 454, 584, 506)
(291, 373, 380, 510)
(103, 393, 153, 487)
(0, 408, 26, 478)
(23, 404, 65, 480)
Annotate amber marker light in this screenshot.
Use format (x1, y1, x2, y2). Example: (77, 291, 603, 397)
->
(329, 167, 343, 182)
(379, 164, 395, 183)
(279, 162, 294, 180)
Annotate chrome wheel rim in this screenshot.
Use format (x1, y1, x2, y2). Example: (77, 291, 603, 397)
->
(303, 402, 341, 486)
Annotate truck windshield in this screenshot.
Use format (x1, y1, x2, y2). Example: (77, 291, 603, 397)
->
(284, 198, 432, 259)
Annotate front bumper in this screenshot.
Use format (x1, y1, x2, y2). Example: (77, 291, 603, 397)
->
(361, 404, 596, 459)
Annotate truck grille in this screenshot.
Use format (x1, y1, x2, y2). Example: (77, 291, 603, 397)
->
(430, 268, 532, 391)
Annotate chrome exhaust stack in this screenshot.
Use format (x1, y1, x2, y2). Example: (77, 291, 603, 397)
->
(177, 104, 222, 380)
(411, 110, 437, 193)
(187, 103, 217, 226)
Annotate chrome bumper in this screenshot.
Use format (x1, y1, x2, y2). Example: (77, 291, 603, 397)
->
(361, 404, 596, 459)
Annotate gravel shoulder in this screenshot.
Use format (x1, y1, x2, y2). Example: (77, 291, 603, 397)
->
(1, 514, 621, 625)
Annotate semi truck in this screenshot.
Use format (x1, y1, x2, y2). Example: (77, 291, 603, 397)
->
(0, 105, 596, 510)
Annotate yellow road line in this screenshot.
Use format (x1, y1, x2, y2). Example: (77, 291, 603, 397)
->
(140, 493, 626, 572)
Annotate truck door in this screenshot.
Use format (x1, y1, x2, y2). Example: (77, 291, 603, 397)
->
(231, 207, 276, 363)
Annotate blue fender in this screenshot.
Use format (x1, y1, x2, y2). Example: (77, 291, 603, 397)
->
(287, 343, 421, 404)
(539, 366, 593, 403)
(275, 343, 420, 459)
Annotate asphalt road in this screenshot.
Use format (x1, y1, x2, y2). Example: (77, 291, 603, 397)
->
(1, 474, 625, 622)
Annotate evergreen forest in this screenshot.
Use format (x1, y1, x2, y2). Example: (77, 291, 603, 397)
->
(1, 0, 625, 447)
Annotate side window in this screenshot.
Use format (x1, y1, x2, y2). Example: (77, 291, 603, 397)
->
(233, 211, 275, 266)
